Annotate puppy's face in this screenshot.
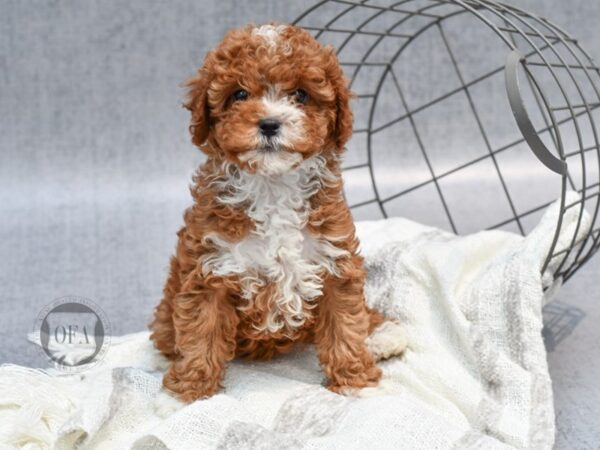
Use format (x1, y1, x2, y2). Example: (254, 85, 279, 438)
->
(185, 24, 352, 176)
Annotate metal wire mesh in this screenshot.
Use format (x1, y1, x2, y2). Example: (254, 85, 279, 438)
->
(293, 0, 600, 284)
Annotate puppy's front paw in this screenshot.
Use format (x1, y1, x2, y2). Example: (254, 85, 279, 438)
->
(154, 390, 186, 419)
(366, 319, 407, 361)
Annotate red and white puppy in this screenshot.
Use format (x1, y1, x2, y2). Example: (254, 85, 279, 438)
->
(150, 23, 406, 402)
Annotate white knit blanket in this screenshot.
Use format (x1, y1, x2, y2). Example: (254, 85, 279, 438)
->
(0, 193, 590, 450)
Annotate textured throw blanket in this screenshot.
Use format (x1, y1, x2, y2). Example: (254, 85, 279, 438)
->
(0, 193, 590, 450)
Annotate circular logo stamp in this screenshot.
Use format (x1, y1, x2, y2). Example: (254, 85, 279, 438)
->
(34, 296, 111, 372)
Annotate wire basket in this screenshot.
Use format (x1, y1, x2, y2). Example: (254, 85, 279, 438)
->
(293, 0, 600, 284)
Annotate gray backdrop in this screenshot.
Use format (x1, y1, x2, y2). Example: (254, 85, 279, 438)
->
(1, 1, 599, 448)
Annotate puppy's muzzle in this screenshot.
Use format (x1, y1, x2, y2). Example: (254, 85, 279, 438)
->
(259, 118, 281, 138)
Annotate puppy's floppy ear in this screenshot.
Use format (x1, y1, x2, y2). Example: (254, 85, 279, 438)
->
(184, 67, 212, 148)
(329, 52, 353, 152)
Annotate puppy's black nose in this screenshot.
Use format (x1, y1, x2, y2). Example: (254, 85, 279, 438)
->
(259, 118, 281, 137)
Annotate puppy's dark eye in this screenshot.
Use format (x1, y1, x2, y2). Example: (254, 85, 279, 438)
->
(232, 89, 249, 102)
(292, 89, 309, 104)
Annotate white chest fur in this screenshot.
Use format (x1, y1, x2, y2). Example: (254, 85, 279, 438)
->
(201, 155, 348, 332)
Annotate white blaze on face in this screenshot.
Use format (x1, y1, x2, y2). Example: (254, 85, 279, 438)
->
(238, 25, 304, 176)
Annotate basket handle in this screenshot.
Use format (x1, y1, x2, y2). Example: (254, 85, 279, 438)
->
(505, 50, 568, 175)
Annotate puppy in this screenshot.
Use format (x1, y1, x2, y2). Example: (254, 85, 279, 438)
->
(150, 23, 406, 402)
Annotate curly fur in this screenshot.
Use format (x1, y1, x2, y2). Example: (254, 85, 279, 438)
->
(149, 23, 404, 402)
